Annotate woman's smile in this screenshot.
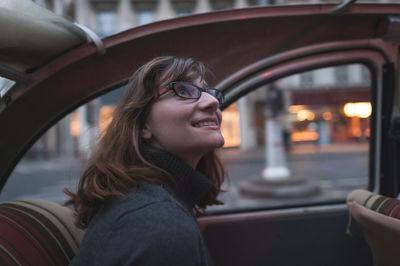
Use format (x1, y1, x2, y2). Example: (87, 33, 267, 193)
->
(192, 117, 220, 129)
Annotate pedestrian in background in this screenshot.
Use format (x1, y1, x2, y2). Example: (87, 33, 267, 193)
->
(66, 56, 226, 266)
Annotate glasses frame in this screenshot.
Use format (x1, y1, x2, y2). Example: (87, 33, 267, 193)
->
(158, 81, 224, 105)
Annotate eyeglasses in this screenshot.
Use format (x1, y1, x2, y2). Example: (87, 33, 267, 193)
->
(158, 81, 224, 105)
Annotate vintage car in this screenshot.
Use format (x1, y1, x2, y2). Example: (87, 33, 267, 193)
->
(0, 0, 399, 265)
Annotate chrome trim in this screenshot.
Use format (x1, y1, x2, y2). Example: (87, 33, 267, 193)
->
(199, 204, 348, 224)
(374, 67, 383, 194)
(329, 0, 358, 14)
(73, 23, 106, 55)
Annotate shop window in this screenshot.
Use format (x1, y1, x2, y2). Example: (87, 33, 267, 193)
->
(299, 71, 314, 87)
(176, 9, 192, 16)
(137, 10, 155, 25)
(97, 11, 116, 37)
(335, 65, 349, 86)
(221, 103, 241, 147)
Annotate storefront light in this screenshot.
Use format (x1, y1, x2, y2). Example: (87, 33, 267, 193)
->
(70, 111, 81, 137)
(291, 131, 319, 142)
(99, 106, 115, 135)
(343, 102, 371, 118)
(297, 109, 315, 121)
(221, 103, 241, 147)
(289, 105, 306, 113)
(322, 112, 332, 120)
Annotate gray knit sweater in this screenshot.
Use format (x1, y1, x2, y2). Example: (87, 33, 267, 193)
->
(70, 147, 215, 266)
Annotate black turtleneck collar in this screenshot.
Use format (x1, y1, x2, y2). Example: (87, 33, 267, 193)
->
(141, 143, 212, 210)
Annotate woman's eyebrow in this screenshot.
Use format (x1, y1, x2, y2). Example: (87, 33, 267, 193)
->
(201, 82, 209, 88)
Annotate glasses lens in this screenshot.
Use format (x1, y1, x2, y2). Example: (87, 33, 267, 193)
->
(206, 89, 224, 105)
(170, 82, 224, 105)
(173, 83, 200, 99)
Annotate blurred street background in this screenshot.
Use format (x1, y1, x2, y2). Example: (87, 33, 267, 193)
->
(1, 142, 368, 211)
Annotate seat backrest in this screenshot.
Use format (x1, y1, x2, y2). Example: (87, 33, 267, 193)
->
(347, 189, 400, 266)
(0, 198, 85, 265)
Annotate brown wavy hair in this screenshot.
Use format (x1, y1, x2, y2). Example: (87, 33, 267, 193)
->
(65, 56, 226, 229)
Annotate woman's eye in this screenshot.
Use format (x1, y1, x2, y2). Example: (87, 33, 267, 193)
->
(177, 88, 190, 97)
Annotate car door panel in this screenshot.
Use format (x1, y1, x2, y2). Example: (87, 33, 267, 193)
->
(200, 206, 372, 266)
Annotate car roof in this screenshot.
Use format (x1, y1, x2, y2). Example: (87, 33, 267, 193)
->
(0, 0, 87, 72)
(1, 2, 400, 186)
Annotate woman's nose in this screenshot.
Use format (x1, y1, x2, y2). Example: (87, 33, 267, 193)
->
(198, 91, 219, 111)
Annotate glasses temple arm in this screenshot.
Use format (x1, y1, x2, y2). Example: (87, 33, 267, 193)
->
(158, 88, 169, 96)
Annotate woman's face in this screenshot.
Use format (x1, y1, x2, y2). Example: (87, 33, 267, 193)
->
(142, 77, 225, 168)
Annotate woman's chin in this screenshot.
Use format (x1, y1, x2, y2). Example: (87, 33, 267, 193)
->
(211, 136, 225, 149)
(217, 138, 225, 148)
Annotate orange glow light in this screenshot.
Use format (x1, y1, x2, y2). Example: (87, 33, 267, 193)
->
(99, 106, 115, 135)
(322, 112, 332, 120)
(289, 105, 306, 113)
(343, 102, 371, 118)
(291, 131, 319, 142)
(221, 103, 241, 147)
(297, 110, 315, 121)
(365, 128, 370, 137)
(70, 111, 81, 137)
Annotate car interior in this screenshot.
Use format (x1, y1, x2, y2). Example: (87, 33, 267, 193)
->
(0, 1, 400, 265)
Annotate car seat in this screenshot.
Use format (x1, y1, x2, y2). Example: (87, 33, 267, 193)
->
(347, 189, 400, 266)
(0, 198, 85, 265)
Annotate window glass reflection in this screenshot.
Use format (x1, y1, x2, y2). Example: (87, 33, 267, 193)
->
(214, 64, 370, 211)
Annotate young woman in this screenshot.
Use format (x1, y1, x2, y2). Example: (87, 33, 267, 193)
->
(67, 56, 226, 265)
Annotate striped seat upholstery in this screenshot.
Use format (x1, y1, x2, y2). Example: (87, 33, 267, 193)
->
(347, 189, 400, 266)
(0, 199, 85, 266)
(348, 189, 400, 219)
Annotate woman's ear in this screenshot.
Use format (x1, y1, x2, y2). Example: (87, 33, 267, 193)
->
(141, 124, 152, 140)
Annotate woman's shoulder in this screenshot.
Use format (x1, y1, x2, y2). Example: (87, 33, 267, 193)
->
(72, 183, 204, 266)
(117, 182, 195, 223)
(82, 181, 197, 244)
(93, 181, 193, 227)
(91, 181, 199, 244)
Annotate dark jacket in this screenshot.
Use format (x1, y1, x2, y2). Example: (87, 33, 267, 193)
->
(70, 147, 215, 266)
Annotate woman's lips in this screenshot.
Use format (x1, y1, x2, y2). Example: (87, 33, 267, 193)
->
(193, 121, 218, 128)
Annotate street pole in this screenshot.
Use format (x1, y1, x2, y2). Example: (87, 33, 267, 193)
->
(239, 84, 320, 198)
(262, 85, 291, 180)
